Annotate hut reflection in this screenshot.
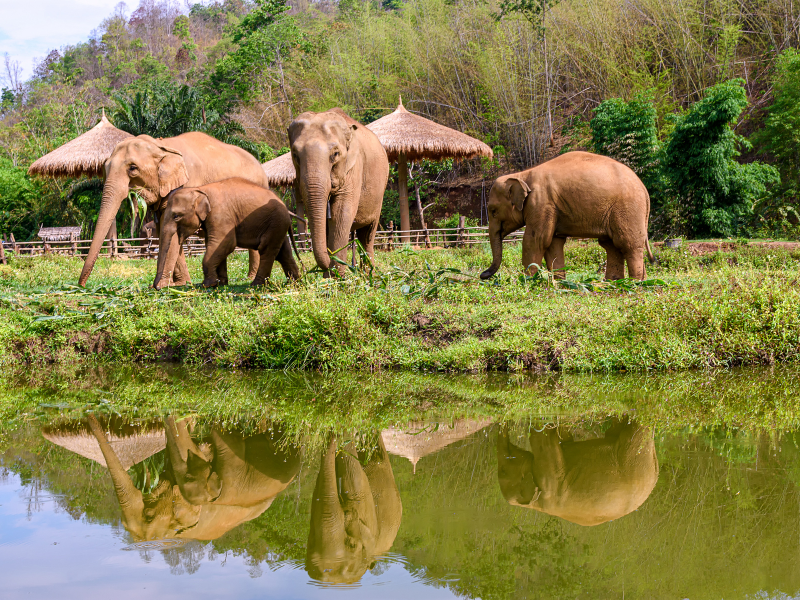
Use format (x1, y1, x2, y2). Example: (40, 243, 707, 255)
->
(497, 418, 659, 526)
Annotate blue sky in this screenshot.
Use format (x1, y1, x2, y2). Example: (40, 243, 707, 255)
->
(0, 0, 125, 82)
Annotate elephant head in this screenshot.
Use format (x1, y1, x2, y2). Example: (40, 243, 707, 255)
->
(306, 436, 401, 584)
(79, 135, 188, 287)
(288, 109, 359, 271)
(154, 188, 209, 289)
(86, 414, 201, 541)
(497, 420, 659, 526)
(480, 176, 530, 279)
(165, 417, 300, 508)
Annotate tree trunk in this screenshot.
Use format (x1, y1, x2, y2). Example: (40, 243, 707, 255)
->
(398, 153, 411, 245)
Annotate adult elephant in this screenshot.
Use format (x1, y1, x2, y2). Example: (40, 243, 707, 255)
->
(306, 436, 402, 584)
(78, 132, 268, 288)
(480, 151, 655, 281)
(288, 108, 389, 275)
(496, 419, 659, 526)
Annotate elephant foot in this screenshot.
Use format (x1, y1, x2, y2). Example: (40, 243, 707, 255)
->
(202, 278, 219, 288)
(251, 277, 266, 287)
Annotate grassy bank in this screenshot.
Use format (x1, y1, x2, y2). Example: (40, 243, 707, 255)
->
(2, 240, 800, 372)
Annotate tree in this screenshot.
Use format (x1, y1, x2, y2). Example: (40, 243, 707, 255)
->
(754, 49, 800, 199)
(662, 79, 779, 237)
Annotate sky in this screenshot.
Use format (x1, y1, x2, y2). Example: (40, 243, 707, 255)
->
(0, 0, 127, 83)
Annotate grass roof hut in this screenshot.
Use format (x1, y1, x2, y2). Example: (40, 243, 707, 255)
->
(381, 418, 493, 473)
(261, 152, 296, 188)
(365, 98, 493, 243)
(42, 419, 165, 470)
(28, 111, 133, 178)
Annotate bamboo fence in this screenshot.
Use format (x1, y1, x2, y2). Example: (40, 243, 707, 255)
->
(0, 221, 525, 260)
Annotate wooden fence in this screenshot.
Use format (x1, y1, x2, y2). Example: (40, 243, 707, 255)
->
(0, 223, 524, 261)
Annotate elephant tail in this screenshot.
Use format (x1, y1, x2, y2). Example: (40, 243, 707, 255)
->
(288, 211, 307, 225)
(645, 238, 655, 264)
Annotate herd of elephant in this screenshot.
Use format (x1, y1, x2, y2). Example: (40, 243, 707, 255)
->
(45, 415, 659, 584)
(78, 107, 656, 289)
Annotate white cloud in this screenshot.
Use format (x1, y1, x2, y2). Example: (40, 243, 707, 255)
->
(0, 0, 129, 81)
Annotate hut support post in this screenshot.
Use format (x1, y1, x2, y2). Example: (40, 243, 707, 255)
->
(398, 153, 411, 245)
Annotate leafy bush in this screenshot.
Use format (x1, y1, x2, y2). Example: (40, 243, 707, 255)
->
(0, 159, 41, 240)
(661, 79, 779, 238)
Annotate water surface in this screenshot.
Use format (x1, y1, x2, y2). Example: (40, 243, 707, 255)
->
(1, 368, 799, 599)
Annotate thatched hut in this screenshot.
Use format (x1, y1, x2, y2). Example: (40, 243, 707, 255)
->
(42, 419, 165, 470)
(28, 111, 133, 178)
(381, 418, 493, 473)
(365, 98, 493, 243)
(262, 152, 296, 188)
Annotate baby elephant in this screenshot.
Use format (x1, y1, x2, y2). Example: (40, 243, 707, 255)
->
(155, 178, 300, 288)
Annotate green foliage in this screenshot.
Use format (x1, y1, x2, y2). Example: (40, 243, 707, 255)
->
(661, 80, 779, 237)
(0, 159, 41, 239)
(590, 91, 660, 186)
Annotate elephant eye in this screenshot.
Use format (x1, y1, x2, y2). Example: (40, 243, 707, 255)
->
(330, 150, 340, 163)
(173, 213, 182, 221)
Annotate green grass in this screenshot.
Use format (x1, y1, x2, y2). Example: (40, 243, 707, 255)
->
(2, 240, 800, 372)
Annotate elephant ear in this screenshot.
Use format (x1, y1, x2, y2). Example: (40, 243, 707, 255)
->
(194, 190, 211, 221)
(507, 177, 531, 213)
(157, 146, 189, 198)
(344, 124, 359, 174)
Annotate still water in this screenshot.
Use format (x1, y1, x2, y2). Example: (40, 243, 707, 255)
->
(2, 368, 800, 599)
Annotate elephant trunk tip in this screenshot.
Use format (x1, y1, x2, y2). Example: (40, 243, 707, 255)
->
(480, 267, 497, 280)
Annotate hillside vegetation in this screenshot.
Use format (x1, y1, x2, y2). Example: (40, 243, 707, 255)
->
(0, 0, 798, 240)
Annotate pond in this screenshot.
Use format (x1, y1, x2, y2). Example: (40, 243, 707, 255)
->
(1, 367, 800, 599)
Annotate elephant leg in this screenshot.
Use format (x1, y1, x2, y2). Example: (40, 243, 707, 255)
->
(172, 249, 192, 286)
(623, 246, 647, 280)
(543, 236, 566, 279)
(327, 197, 359, 275)
(252, 247, 276, 286)
(599, 238, 625, 281)
(247, 249, 260, 280)
(202, 238, 234, 288)
(355, 220, 379, 264)
(218, 258, 229, 286)
(521, 227, 552, 276)
(275, 237, 300, 281)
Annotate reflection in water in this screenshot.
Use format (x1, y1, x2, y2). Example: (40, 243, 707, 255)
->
(306, 435, 402, 584)
(497, 418, 659, 525)
(59, 415, 302, 543)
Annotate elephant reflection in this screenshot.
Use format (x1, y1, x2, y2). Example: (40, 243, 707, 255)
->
(497, 419, 659, 526)
(306, 436, 402, 584)
(83, 414, 300, 542)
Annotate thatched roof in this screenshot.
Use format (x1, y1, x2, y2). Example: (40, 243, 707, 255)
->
(365, 98, 493, 162)
(38, 225, 82, 241)
(42, 420, 165, 470)
(381, 419, 493, 473)
(262, 152, 296, 187)
(28, 111, 133, 178)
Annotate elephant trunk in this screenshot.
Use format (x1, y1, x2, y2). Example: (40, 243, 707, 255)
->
(86, 414, 145, 538)
(78, 176, 129, 286)
(299, 172, 332, 271)
(480, 224, 504, 279)
(153, 222, 182, 289)
(307, 439, 347, 561)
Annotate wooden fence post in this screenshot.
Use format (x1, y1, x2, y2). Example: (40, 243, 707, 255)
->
(10, 233, 16, 254)
(0, 237, 6, 265)
(70, 232, 77, 257)
(387, 222, 394, 252)
(457, 216, 466, 248)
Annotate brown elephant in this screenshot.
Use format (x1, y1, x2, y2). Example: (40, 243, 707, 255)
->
(288, 108, 389, 275)
(79, 132, 268, 288)
(497, 419, 659, 526)
(480, 152, 655, 281)
(155, 178, 300, 288)
(306, 436, 402, 584)
(82, 414, 298, 542)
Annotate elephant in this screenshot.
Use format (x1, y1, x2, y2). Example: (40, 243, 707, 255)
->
(164, 416, 301, 509)
(306, 436, 402, 584)
(84, 414, 297, 542)
(288, 108, 389, 275)
(78, 132, 269, 288)
(479, 151, 655, 281)
(155, 178, 300, 288)
(496, 419, 659, 526)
